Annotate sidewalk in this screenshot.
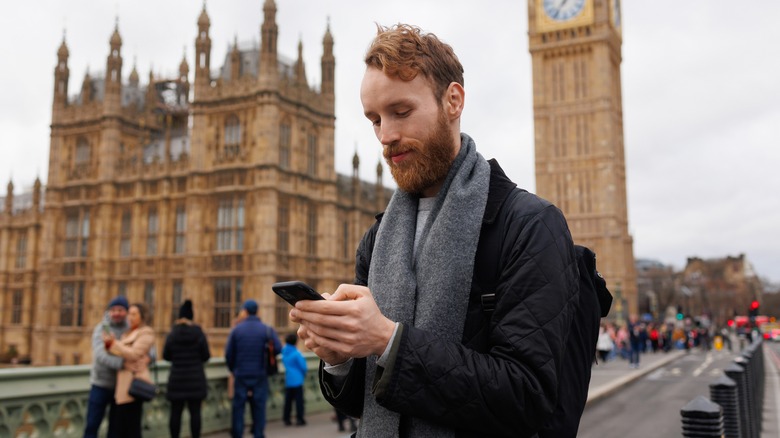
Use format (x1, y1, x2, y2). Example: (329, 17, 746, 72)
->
(207, 350, 684, 437)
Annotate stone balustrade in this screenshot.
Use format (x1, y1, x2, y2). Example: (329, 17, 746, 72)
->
(0, 354, 330, 437)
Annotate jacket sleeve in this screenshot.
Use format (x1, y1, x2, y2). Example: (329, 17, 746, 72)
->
(92, 322, 124, 370)
(199, 329, 211, 363)
(225, 331, 236, 372)
(320, 357, 367, 418)
(162, 332, 173, 362)
(110, 328, 156, 362)
(372, 203, 579, 437)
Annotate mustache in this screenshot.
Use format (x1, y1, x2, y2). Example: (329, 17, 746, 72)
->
(383, 142, 420, 161)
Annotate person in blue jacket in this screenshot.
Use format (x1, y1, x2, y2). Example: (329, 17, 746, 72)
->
(281, 333, 307, 426)
(225, 299, 282, 438)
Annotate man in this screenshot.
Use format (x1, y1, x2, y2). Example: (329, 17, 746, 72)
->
(291, 24, 580, 437)
(84, 295, 129, 438)
(281, 333, 307, 427)
(225, 299, 282, 438)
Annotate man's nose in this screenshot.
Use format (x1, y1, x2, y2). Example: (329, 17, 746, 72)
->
(378, 120, 401, 146)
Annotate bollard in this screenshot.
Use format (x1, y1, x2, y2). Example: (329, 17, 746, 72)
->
(681, 395, 725, 437)
(724, 362, 749, 438)
(709, 374, 740, 438)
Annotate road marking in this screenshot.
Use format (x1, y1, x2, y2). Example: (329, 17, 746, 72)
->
(692, 352, 713, 377)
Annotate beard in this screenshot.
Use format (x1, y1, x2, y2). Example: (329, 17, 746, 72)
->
(384, 110, 455, 195)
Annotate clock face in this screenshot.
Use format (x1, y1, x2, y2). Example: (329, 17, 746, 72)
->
(543, 0, 586, 22)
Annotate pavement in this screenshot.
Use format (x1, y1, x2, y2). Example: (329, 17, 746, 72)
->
(206, 349, 687, 437)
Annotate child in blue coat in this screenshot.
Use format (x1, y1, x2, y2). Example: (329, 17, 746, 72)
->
(281, 333, 307, 426)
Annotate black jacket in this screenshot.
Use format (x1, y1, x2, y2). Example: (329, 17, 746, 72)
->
(163, 320, 211, 401)
(321, 160, 580, 437)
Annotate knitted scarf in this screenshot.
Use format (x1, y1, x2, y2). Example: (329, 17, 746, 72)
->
(360, 133, 490, 437)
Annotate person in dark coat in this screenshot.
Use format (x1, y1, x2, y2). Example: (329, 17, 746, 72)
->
(163, 300, 211, 438)
(225, 299, 282, 438)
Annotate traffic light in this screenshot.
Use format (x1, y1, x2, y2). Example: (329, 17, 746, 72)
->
(749, 300, 760, 318)
(676, 305, 684, 321)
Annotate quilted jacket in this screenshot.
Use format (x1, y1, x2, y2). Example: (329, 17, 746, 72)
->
(320, 159, 580, 437)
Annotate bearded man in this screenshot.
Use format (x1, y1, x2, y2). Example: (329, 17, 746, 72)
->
(291, 23, 580, 438)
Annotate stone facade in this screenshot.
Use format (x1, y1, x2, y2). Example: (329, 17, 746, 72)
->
(527, 0, 638, 316)
(0, 2, 391, 365)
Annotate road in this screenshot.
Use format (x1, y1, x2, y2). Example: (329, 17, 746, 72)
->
(579, 342, 780, 438)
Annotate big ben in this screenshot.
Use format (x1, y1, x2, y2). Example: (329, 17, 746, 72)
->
(528, 0, 637, 317)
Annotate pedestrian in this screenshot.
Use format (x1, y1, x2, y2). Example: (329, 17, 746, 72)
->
(597, 322, 614, 363)
(628, 314, 642, 368)
(225, 299, 282, 438)
(163, 300, 211, 438)
(281, 333, 307, 427)
(83, 295, 129, 438)
(103, 303, 156, 438)
(291, 23, 581, 437)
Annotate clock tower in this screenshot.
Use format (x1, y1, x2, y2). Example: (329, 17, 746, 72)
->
(528, 0, 637, 318)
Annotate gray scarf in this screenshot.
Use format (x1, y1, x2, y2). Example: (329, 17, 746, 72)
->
(360, 133, 490, 437)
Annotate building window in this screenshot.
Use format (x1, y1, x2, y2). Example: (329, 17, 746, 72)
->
(171, 280, 183, 324)
(64, 209, 90, 258)
(120, 211, 132, 257)
(278, 198, 289, 253)
(147, 209, 158, 256)
(307, 132, 317, 175)
(75, 137, 90, 165)
(280, 122, 291, 169)
(216, 197, 244, 252)
(60, 282, 84, 327)
(342, 220, 350, 259)
(307, 203, 317, 256)
(214, 277, 243, 328)
(174, 205, 186, 254)
(224, 114, 241, 157)
(11, 290, 23, 325)
(15, 232, 27, 269)
(275, 295, 289, 327)
(118, 281, 127, 297)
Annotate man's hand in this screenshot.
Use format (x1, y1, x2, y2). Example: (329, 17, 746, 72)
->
(291, 284, 395, 363)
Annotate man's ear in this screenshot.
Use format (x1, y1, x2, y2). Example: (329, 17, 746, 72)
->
(443, 82, 465, 119)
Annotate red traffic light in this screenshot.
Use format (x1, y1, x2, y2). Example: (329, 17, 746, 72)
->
(727, 319, 734, 327)
(750, 300, 760, 311)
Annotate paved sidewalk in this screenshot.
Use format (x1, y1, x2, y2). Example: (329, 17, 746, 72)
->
(207, 350, 685, 437)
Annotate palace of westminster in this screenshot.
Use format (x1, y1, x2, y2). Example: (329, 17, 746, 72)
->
(0, 0, 761, 366)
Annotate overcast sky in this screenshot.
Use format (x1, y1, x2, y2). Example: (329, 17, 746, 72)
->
(1, 1, 779, 284)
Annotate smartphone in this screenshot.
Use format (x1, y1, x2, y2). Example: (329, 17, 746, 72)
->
(272, 281, 325, 306)
(102, 322, 111, 334)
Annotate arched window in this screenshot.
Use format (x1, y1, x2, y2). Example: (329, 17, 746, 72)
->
(224, 114, 241, 147)
(279, 120, 291, 169)
(75, 137, 90, 165)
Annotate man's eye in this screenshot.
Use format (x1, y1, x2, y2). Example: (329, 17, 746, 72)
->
(397, 110, 410, 118)
(371, 119, 381, 127)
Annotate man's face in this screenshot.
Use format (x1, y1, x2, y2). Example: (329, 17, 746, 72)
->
(361, 67, 458, 196)
(108, 305, 127, 324)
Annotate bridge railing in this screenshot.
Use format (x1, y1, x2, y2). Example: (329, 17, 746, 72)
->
(0, 354, 330, 437)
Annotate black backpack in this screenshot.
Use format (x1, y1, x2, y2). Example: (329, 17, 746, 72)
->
(536, 244, 612, 437)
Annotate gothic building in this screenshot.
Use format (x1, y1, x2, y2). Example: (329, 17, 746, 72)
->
(0, 1, 390, 365)
(527, 0, 638, 316)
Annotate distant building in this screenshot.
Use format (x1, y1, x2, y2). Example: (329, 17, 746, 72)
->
(635, 258, 676, 320)
(681, 254, 763, 325)
(0, 1, 391, 365)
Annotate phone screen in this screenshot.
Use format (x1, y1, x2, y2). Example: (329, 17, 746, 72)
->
(272, 281, 325, 306)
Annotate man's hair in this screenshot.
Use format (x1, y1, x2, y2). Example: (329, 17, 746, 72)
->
(285, 333, 297, 345)
(364, 23, 464, 103)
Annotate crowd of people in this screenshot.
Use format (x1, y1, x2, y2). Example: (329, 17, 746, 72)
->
(84, 296, 310, 438)
(595, 313, 733, 369)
